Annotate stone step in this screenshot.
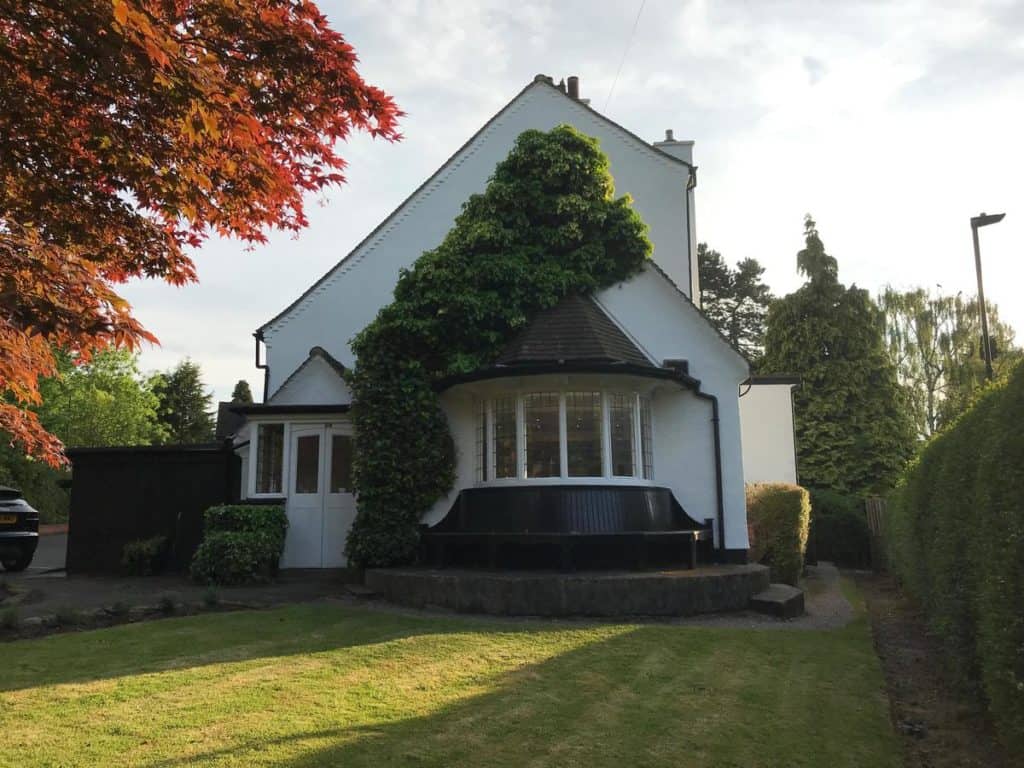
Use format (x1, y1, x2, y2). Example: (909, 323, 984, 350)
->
(750, 583, 805, 619)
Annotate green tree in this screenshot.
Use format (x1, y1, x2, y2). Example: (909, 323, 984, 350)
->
(0, 346, 163, 521)
(346, 125, 652, 566)
(231, 380, 254, 404)
(698, 243, 774, 362)
(761, 216, 915, 494)
(37, 348, 165, 447)
(152, 360, 215, 444)
(880, 288, 1021, 438)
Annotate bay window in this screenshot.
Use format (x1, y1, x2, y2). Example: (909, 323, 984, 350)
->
(566, 391, 602, 477)
(475, 389, 654, 483)
(524, 392, 560, 478)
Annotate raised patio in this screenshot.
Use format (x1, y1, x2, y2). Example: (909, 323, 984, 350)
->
(364, 563, 769, 617)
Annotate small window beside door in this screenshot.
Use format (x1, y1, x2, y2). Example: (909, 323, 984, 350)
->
(330, 434, 354, 493)
(255, 423, 284, 494)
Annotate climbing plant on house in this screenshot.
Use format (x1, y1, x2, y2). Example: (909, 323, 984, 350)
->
(346, 126, 652, 567)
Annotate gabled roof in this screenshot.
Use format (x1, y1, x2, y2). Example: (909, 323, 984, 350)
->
(268, 346, 347, 402)
(257, 75, 693, 335)
(214, 402, 247, 440)
(642, 261, 752, 369)
(497, 293, 654, 368)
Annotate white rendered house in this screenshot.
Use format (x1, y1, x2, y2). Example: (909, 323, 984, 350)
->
(227, 75, 798, 569)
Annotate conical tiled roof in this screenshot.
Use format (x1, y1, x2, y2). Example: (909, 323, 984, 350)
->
(496, 294, 652, 368)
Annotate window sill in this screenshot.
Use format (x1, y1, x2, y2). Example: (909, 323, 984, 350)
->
(475, 476, 655, 488)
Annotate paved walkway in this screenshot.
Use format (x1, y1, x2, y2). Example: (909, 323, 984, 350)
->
(2, 559, 854, 630)
(1, 569, 352, 620)
(25, 532, 67, 573)
(664, 562, 854, 630)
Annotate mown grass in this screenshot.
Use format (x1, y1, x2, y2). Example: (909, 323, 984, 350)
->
(1, 587, 899, 767)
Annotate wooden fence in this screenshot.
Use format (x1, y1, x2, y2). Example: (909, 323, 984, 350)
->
(66, 443, 240, 574)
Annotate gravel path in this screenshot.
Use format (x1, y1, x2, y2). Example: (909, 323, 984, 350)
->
(662, 562, 855, 630)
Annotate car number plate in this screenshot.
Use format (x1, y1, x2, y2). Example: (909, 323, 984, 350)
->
(0, 514, 17, 524)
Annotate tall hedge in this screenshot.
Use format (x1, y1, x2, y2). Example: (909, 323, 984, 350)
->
(807, 488, 871, 568)
(746, 482, 811, 586)
(886, 360, 1024, 750)
(344, 126, 652, 567)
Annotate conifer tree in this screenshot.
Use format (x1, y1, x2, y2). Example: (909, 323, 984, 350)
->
(151, 360, 215, 445)
(231, 380, 254, 404)
(698, 243, 773, 362)
(761, 216, 914, 494)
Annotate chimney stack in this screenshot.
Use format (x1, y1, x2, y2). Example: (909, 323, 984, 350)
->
(653, 129, 694, 165)
(567, 76, 580, 99)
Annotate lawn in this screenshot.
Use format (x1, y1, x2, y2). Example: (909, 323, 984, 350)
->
(1, 586, 900, 767)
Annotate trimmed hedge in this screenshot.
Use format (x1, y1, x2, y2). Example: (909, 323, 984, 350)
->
(190, 505, 287, 585)
(886, 361, 1024, 752)
(808, 488, 871, 568)
(746, 482, 811, 586)
(121, 535, 168, 576)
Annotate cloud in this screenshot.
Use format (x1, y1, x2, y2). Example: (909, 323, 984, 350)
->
(122, 0, 1024, 401)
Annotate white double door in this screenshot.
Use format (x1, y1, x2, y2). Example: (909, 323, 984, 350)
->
(281, 424, 357, 568)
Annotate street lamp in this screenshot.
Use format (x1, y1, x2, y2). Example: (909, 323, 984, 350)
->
(970, 212, 1006, 380)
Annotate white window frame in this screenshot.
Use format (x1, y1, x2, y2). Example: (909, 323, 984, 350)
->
(249, 421, 290, 499)
(246, 413, 352, 499)
(476, 387, 655, 487)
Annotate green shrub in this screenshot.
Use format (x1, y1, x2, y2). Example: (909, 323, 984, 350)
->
(746, 483, 811, 586)
(1, 606, 18, 630)
(807, 488, 871, 568)
(886, 360, 1024, 751)
(54, 605, 80, 626)
(157, 593, 177, 615)
(202, 586, 219, 609)
(121, 535, 168, 576)
(0, 449, 70, 524)
(190, 504, 287, 585)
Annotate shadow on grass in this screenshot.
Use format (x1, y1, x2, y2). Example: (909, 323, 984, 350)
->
(133, 618, 897, 768)
(1, 603, 495, 693)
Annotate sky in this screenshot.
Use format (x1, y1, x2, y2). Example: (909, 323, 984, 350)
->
(120, 0, 1024, 403)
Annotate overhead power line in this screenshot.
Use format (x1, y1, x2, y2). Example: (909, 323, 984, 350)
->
(605, 0, 647, 111)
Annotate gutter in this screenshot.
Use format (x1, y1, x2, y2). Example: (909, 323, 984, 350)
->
(685, 165, 698, 304)
(663, 359, 724, 553)
(254, 331, 269, 403)
(693, 390, 726, 553)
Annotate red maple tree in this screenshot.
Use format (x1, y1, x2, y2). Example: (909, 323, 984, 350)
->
(0, 1, 402, 464)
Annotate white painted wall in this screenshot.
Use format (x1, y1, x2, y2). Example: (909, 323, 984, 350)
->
(260, 80, 695, 394)
(268, 356, 352, 405)
(739, 383, 798, 485)
(595, 266, 751, 550)
(424, 389, 478, 526)
(651, 387, 717, 529)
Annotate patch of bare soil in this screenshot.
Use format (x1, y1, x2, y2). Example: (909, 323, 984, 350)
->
(856, 573, 1012, 768)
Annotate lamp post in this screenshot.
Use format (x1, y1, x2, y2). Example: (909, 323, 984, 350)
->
(970, 212, 1005, 380)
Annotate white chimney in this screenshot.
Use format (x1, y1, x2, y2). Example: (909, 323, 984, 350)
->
(653, 129, 694, 165)
(652, 129, 700, 303)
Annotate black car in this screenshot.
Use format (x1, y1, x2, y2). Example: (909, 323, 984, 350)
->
(0, 485, 39, 571)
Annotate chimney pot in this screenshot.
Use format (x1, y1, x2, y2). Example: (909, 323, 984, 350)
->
(567, 76, 580, 99)
(665, 129, 675, 141)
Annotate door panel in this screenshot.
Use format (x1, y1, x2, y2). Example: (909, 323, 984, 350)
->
(323, 429, 357, 567)
(282, 426, 324, 568)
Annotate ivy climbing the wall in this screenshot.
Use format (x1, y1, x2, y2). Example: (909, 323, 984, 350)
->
(345, 125, 653, 567)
